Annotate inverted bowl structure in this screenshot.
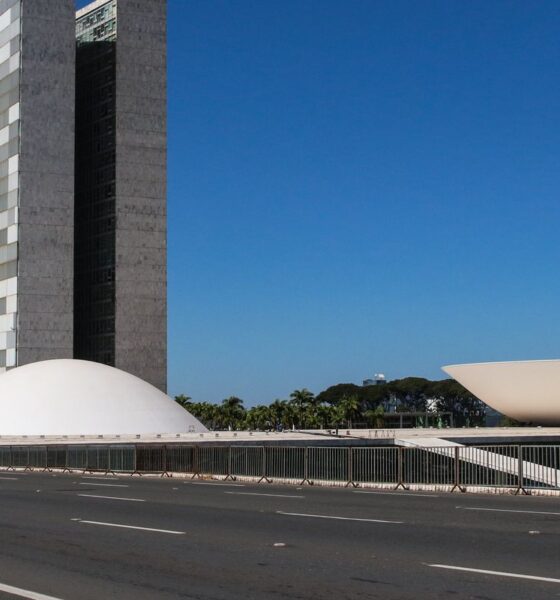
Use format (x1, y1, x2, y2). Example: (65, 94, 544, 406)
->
(443, 359, 560, 425)
(0, 359, 208, 436)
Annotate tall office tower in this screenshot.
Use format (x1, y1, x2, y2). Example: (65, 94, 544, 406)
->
(75, 0, 167, 391)
(0, 1, 76, 374)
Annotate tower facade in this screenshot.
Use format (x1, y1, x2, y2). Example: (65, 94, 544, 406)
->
(75, 0, 167, 391)
(0, 0, 167, 392)
(0, 0, 76, 373)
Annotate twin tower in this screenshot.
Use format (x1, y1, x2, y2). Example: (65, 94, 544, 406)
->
(0, 0, 167, 391)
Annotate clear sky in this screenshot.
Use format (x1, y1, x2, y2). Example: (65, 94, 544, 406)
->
(76, 1, 560, 405)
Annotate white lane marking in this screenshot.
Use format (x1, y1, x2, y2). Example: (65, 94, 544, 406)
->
(427, 564, 560, 584)
(81, 477, 119, 481)
(0, 477, 19, 481)
(226, 492, 304, 499)
(73, 519, 185, 535)
(0, 581, 65, 600)
(277, 511, 403, 524)
(79, 482, 129, 488)
(354, 491, 439, 498)
(77, 494, 145, 502)
(189, 482, 245, 487)
(456, 506, 560, 516)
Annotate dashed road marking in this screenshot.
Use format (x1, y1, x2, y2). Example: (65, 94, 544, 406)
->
(427, 563, 560, 584)
(78, 482, 129, 488)
(0, 581, 65, 600)
(226, 492, 304, 498)
(72, 518, 185, 535)
(354, 491, 439, 498)
(277, 511, 403, 524)
(77, 494, 145, 502)
(456, 506, 560, 516)
(189, 482, 245, 487)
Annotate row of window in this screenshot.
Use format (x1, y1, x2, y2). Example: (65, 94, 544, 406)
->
(76, 1, 117, 44)
(74, 213, 115, 235)
(75, 251, 115, 272)
(75, 182, 115, 201)
(75, 324, 114, 341)
(75, 283, 114, 304)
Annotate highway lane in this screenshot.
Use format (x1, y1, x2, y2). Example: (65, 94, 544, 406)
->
(0, 472, 557, 599)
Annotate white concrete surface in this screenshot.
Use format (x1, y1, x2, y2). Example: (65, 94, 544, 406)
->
(443, 359, 560, 425)
(0, 359, 208, 436)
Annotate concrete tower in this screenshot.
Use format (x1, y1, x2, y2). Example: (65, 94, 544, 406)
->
(75, 0, 167, 392)
(0, 0, 76, 373)
(0, 0, 167, 392)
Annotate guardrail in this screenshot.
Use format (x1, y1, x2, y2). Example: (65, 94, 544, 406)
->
(0, 444, 558, 493)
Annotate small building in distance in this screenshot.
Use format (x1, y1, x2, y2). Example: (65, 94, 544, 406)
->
(363, 373, 387, 387)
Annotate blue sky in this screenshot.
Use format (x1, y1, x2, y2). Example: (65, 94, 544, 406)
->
(77, 1, 560, 405)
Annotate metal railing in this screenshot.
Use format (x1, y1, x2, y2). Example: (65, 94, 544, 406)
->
(0, 443, 558, 492)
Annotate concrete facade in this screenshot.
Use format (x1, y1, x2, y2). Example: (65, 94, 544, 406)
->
(75, 0, 167, 391)
(0, 0, 75, 372)
(114, 0, 167, 392)
(0, 0, 167, 391)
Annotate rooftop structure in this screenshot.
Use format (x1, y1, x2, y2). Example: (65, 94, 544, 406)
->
(443, 359, 560, 425)
(0, 359, 205, 436)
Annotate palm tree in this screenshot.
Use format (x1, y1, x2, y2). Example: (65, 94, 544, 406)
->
(365, 405, 385, 428)
(246, 405, 272, 430)
(338, 394, 361, 427)
(188, 401, 218, 429)
(289, 389, 315, 428)
(269, 399, 288, 430)
(289, 388, 315, 407)
(174, 394, 192, 409)
(220, 396, 245, 430)
(317, 404, 336, 429)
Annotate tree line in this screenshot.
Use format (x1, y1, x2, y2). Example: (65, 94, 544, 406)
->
(175, 377, 490, 431)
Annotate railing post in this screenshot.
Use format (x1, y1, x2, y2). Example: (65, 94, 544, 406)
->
(300, 446, 312, 485)
(450, 446, 466, 492)
(62, 446, 71, 473)
(258, 446, 272, 483)
(552, 448, 560, 489)
(106, 444, 115, 476)
(131, 444, 142, 476)
(7, 445, 14, 472)
(42, 445, 51, 473)
(224, 446, 236, 481)
(191, 445, 201, 479)
(515, 445, 529, 495)
(160, 445, 171, 478)
(345, 446, 357, 488)
(394, 446, 409, 490)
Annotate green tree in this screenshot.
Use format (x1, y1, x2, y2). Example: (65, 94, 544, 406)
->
(365, 405, 385, 428)
(220, 396, 245, 430)
(188, 401, 219, 429)
(337, 394, 361, 427)
(174, 394, 192, 410)
(245, 405, 272, 430)
(289, 388, 316, 428)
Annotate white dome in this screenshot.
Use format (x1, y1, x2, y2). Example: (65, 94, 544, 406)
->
(443, 359, 560, 425)
(0, 359, 208, 436)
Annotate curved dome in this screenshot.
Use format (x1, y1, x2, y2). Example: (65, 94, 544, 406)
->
(443, 359, 560, 425)
(0, 359, 208, 436)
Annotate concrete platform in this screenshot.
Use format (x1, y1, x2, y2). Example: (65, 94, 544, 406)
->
(0, 427, 558, 447)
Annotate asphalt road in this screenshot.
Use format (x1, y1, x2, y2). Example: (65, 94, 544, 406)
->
(0, 471, 557, 599)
